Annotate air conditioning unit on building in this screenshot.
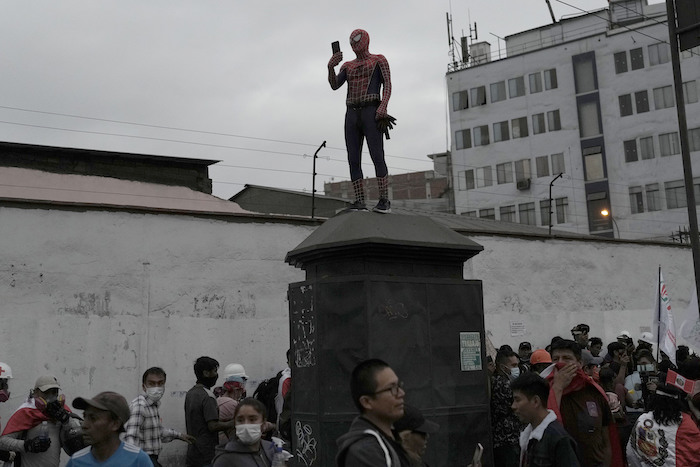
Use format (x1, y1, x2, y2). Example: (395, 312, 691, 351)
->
(516, 179, 531, 190)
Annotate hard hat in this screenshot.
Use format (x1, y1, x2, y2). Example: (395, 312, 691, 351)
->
(223, 363, 248, 380)
(639, 332, 655, 344)
(0, 362, 12, 379)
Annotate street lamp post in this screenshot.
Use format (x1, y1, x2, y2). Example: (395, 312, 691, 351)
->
(601, 209, 620, 238)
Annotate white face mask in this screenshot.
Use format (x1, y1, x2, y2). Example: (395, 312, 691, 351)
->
(145, 387, 165, 402)
(235, 424, 262, 445)
(510, 367, 521, 379)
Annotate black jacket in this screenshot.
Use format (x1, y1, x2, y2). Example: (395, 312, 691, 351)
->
(520, 412, 580, 467)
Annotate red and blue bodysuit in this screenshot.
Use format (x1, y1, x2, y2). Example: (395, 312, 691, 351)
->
(328, 29, 392, 212)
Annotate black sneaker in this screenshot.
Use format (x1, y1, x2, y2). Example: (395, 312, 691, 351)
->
(348, 200, 368, 211)
(373, 198, 391, 213)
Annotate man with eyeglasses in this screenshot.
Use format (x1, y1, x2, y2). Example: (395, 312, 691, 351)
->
(336, 359, 411, 467)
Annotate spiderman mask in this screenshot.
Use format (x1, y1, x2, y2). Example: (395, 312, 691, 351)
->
(350, 29, 370, 58)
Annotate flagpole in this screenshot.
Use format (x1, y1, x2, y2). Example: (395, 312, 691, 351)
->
(657, 265, 662, 363)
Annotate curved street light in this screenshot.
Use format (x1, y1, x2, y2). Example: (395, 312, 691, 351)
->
(600, 209, 620, 238)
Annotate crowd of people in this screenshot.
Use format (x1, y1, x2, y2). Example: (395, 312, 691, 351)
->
(0, 354, 293, 467)
(489, 323, 700, 466)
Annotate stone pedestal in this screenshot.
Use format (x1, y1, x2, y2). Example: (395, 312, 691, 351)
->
(285, 211, 490, 467)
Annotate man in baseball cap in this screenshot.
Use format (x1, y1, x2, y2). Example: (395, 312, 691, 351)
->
(67, 392, 152, 466)
(394, 404, 439, 466)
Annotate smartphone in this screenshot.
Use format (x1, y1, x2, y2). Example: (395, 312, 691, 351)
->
(472, 443, 483, 465)
(331, 41, 340, 54)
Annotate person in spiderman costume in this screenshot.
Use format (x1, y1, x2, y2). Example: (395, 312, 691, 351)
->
(328, 29, 395, 213)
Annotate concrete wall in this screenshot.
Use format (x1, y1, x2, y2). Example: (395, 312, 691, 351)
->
(0, 205, 311, 464)
(0, 204, 695, 464)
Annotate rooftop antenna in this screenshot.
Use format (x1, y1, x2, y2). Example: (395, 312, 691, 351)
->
(446, 12, 458, 70)
(545, 0, 557, 24)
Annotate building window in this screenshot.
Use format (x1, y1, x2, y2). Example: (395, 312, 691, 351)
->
(544, 68, 558, 90)
(630, 47, 644, 70)
(458, 170, 475, 190)
(532, 113, 546, 135)
(682, 46, 700, 59)
(619, 94, 633, 116)
(463, 211, 477, 217)
(490, 81, 507, 103)
(645, 184, 660, 211)
(455, 129, 471, 149)
(654, 85, 675, 109)
(649, 43, 671, 66)
(639, 136, 655, 160)
(695, 178, 700, 206)
(496, 162, 513, 184)
(578, 99, 602, 138)
(452, 91, 468, 111)
(514, 159, 531, 181)
(477, 166, 493, 187)
(479, 208, 495, 220)
(547, 110, 561, 131)
(519, 202, 536, 225)
(584, 147, 604, 181)
(629, 186, 644, 214)
(540, 200, 551, 226)
(493, 121, 510, 142)
(614, 52, 628, 74)
(473, 125, 490, 146)
(500, 205, 516, 222)
(511, 117, 529, 138)
(666, 180, 687, 209)
(635, 90, 650, 113)
(551, 153, 565, 174)
(684, 81, 698, 104)
(529, 72, 543, 93)
(470, 86, 487, 106)
(659, 132, 680, 157)
(573, 52, 597, 94)
(536, 155, 550, 177)
(508, 76, 526, 98)
(624, 140, 638, 162)
(555, 197, 568, 224)
(690, 128, 700, 151)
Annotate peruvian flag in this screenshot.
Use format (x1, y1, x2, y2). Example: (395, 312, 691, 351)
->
(666, 369, 696, 394)
(653, 269, 677, 366)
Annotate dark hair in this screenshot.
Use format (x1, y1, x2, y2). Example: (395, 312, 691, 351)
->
(607, 341, 626, 355)
(550, 336, 563, 345)
(519, 341, 532, 350)
(550, 339, 581, 360)
(677, 345, 690, 363)
(635, 349, 655, 363)
(496, 349, 518, 367)
(233, 397, 267, 424)
(589, 337, 603, 347)
(498, 344, 513, 353)
(510, 372, 549, 404)
(194, 356, 219, 380)
(350, 359, 390, 413)
(142, 367, 166, 385)
(598, 367, 616, 391)
(651, 384, 686, 425)
(678, 356, 700, 380)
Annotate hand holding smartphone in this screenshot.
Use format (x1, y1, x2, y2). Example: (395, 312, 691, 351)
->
(331, 41, 340, 54)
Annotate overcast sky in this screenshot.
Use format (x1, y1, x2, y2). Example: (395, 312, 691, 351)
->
(0, 0, 616, 199)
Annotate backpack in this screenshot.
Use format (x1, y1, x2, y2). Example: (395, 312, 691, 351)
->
(253, 370, 283, 423)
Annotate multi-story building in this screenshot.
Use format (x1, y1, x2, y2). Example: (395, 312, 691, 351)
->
(447, 0, 700, 239)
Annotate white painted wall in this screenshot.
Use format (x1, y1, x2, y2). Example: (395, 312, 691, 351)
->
(0, 205, 695, 463)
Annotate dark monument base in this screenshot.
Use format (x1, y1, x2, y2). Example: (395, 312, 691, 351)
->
(286, 212, 491, 467)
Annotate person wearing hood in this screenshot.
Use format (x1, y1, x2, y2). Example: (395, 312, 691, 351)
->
(217, 363, 248, 445)
(490, 349, 524, 467)
(336, 359, 410, 467)
(511, 372, 579, 466)
(124, 367, 195, 467)
(185, 357, 236, 467)
(211, 398, 276, 467)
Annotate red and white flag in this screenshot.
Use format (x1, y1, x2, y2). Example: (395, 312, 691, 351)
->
(652, 269, 677, 366)
(666, 369, 696, 394)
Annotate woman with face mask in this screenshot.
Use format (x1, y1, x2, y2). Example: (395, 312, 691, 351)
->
(212, 398, 277, 467)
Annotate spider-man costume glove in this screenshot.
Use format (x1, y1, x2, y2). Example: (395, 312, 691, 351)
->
(377, 115, 396, 140)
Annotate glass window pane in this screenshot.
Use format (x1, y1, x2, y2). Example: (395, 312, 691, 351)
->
(544, 69, 558, 89)
(470, 86, 486, 106)
(619, 94, 633, 116)
(493, 121, 510, 142)
(639, 136, 655, 159)
(665, 180, 687, 209)
(479, 208, 495, 220)
(646, 184, 660, 211)
(497, 162, 513, 184)
(529, 72, 542, 93)
(659, 132, 680, 157)
(630, 48, 644, 70)
(614, 52, 628, 74)
(690, 128, 700, 152)
(490, 81, 506, 103)
(540, 200, 551, 226)
(573, 53, 596, 93)
(578, 100, 601, 138)
(532, 113, 546, 135)
(473, 125, 490, 146)
(551, 153, 565, 174)
(512, 117, 529, 138)
(584, 152, 605, 180)
(500, 205, 516, 222)
(452, 91, 468, 111)
(455, 129, 471, 149)
(508, 77, 525, 98)
(477, 166, 492, 187)
(555, 197, 568, 224)
(547, 110, 561, 131)
(519, 202, 536, 225)
(536, 156, 549, 177)
(635, 90, 649, 113)
(684, 81, 698, 104)
(624, 140, 638, 162)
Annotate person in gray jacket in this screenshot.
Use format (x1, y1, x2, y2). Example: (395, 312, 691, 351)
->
(212, 398, 275, 467)
(336, 359, 410, 467)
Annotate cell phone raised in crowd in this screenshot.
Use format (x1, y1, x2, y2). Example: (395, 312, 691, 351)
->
(331, 41, 340, 54)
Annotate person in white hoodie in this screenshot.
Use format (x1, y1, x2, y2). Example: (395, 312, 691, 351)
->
(511, 372, 579, 467)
